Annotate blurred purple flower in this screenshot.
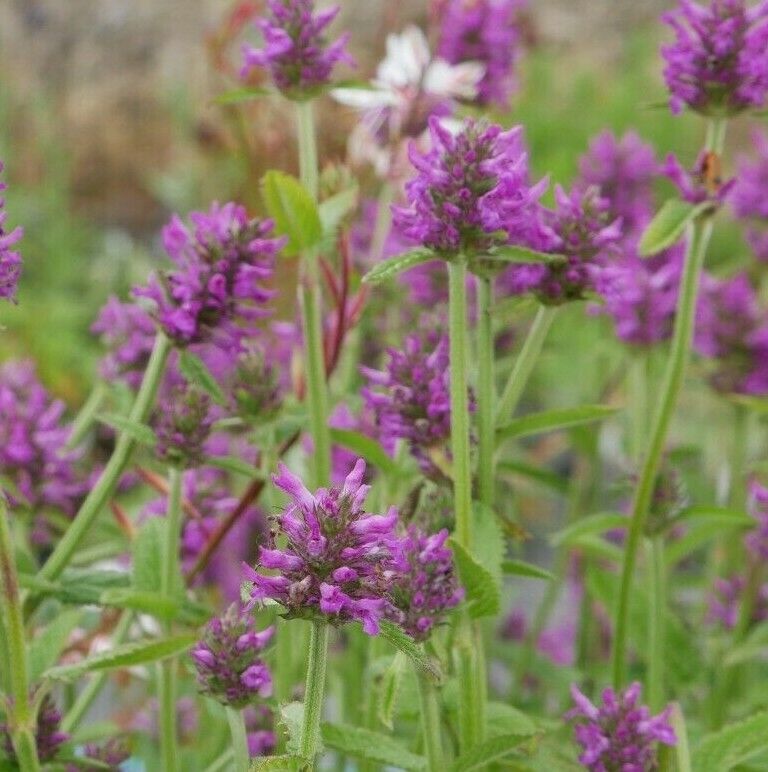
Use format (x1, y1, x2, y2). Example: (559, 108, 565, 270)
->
(731, 129, 768, 261)
(0, 161, 22, 302)
(2, 694, 68, 764)
(661, 0, 768, 116)
(663, 151, 735, 205)
(153, 384, 214, 469)
(567, 682, 676, 772)
(241, 0, 353, 98)
(746, 479, 768, 560)
(243, 706, 277, 758)
(707, 574, 768, 628)
(436, 0, 524, 108)
(66, 738, 131, 771)
(244, 459, 401, 634)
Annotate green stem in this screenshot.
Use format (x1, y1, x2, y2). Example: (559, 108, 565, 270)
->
(455, 613, 485, 751)
(162, 467, 184, 599)
(66, 382, 107, 449)
(477, 275, 496, 510)
(448, 259, 473, 549)
(646, 535, 666, 712)
(0, 498, 40, 772)
(415, 660, 443, 772)
(669, 703, 692, 772)
(40, 332, 171, 583)
(225, 706, 250, 772)
(299, 621, 329, 767)
(629, 353, 650, 462)
(611, 213, 714, 689)
(295, 100, 330, 488)
(158, 659, 179, 772)
(495, 305, 558, 424)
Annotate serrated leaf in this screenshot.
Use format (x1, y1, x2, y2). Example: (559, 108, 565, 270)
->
(207, 455, 264, 478)
(214, 86, 272, 104)
(178, 350, 226, 405)
(497, 460, 569, 493)
(99, 589, 179, 621)
(279, 702, 305, 757)
(318, 186, 358, 236)
(377, 651, 406, 729)
(377, 621, 442, 683)
(638, 199, 711, 257)
(473, 501, 505, 582)
(502, 559, 554, 581)
(449, 538, 501, 619)
(362, 249, 436, 284)
(96, 413, 156, 446)
(262, 170, 322, 256)
(551, 512, 628, 546)
(250, 755, 301, 771)
(19, 570, 130, 606)
(451, 733, 531, 771)
(497, 405, 619, 443)
(29, 610, 83, 681)
(133, 518, 165, 592)
(486, 702, 537, 737)
(329, 429, 398, 476)
(43, 634, 196, 681)
(693, 712, 768, 772)
(321, 722, 427, 771)
(486, 245, 565, 264)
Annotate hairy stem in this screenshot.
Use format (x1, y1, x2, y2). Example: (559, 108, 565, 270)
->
(476, 275, 496, 510)
(646, 535, 666, 712)
(299, 621, 329, 767)
(415, 660, 444, 772)
(225, 706, 250, 772)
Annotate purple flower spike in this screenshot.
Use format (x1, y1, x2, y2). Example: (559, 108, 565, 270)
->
(436, 0, 524, 108)
(393, 117, 547, 256)
(244, 458, 401, 635)
(2, 694, 69, 764)
(153, 385, 214, 469)
(388, 527, 464, 641)
(135, 202, 281, 347)
(191, 604, 274, 708)
(241, 0, 354, 98)
(661, 0, 768, 116)
(731, 129, 768, 261)
(0, 161, 22, 302)
(567, 682, 676, 772)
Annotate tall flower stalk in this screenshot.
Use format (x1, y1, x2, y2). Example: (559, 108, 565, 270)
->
(611, 118, 727, 688)
(476, 275, 495, 509)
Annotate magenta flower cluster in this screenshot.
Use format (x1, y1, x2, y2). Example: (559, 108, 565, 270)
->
(663, 151, 734, 205)
(567, 682, 676, 772)
(191, 604, 274, 707)
(707, 574, 768, 628)
(1, 694, 68, 764)
(241, 0, 353, 98)
(153, 385, 214, 469)
(437, 0, 524, 108)
(393, 117, 546, 256)
(135, 202, 280, 347)
(0, 161, 22, 302)
(661, 0, 768, 116)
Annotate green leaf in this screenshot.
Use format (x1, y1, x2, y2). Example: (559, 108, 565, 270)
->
(472, 501, 505, 583)
(43, 634, 196, 681)
(96, 413, 156, 446)
(722, 623, 768, 666)
(672, 505, 754, 529)
(377, 651, 406, 729)
(666, 513, 755, 566)
(29, 610, 83, 681)
(249, 755, 301, 771)
(362, 249, 436, 284)
(486, 702, 537, 737)
(692, 712, 768, 772)
(502, 559, 554, 581)
(133, 518, 165, 592)
(321, 722, 427, 771)
(451, 733, 531, 771)
(214, 86, 272, 105)
(551, 512, 628, 546)
(377, 621, 443, 683)
(178, 350, 226, 405)
(450, 538, 501, 619)
(279, 702, 305, 757)
(19, 569, 129, 606)
(329, 429, 398, 476)
(318, 185, 358, 236)
(486, 245, 565, 265)
(99, 589, 179, 621)
(207, 455, 264, 479)
(497, 460, 569, 494)
(497, 405, 619, 443)
(262, 170, 322, 256)
(638, 199, 712, 257)
(568, 535, 623, 563)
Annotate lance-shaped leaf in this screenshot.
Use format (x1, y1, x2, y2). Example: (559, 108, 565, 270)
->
(377, 652, 406, 729)
(450, 733, 532, 771)
(501, 559, 554, 581)
(551, 512, 628, 546)
(639, 199, 712, 257)
(362, 249, 436, 284)
(262, 170, 323, 256)
(214, 86, 272, 105)
(250, 755, 302, 770)
(450, 538, 501, 619)
(485, 245, 565, 264)
(318, 185, 359, 236)
(178, 350, 226, 405)
(692, 712, 768, 771)
(329, 428, 398, 476)
(321, 723, 427, 771)
(96, 413, 156, 447)
(377, 621, 443, 683)
(206, 455, 264, 479)
(497, 404, 620, 443)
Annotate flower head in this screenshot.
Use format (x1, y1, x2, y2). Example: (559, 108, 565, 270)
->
(0, 161, 22, 302)
(436, 0, 524, 108)
(731, 129, 768, 261)
(191, 604, 274, 707)
(2, 694, 69, 763)
(244, 459, 401, 634)
(153, 384, 214, 469)
(135, 203, 280, 347)
(567, 682, 676, 772)
(393, 117, 546, 256)
(661, 0, 768, 116)
(388, 527, 463, 640)
(241, 0, 353, 98)
(227, 347, 284, 421)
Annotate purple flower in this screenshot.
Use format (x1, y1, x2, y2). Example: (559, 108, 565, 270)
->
(191, 604, 274, 707)
(576, 131, 658, 239)
(567, 682, 676, 772)
(243, 705, 277, 758)
(2, 694, 69, 764)
(244, 459, 401, 635)
(66, 739, 131, 771)
(694, 271, 768, 395)
(361, 331, 466, 478)
(436, 0, 524, 108)
(393, 117, 547, 256)
(501, 186, 621, 304)
(0, 161, 22, 302)
(241, 0, 354, 98)
(596, 244, 684, 348)
(0, 361, 85, 526)
(731, 129, 768, 261)
(707, 574, 768, 628)
(661, 0, 768, 116)
(92, 297, 157, 389)
(388, 527, 464, 641)
(135, 203, 280, 347)
(746, 479, 768, 559)
(153, 384, 214, 468)
(663, 151, 734, 205)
